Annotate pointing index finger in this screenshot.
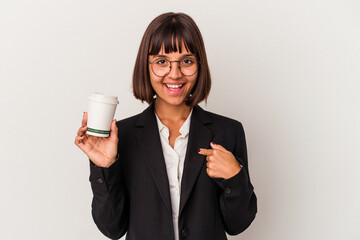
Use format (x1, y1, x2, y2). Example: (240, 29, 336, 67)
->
(198, 148, 213, 156)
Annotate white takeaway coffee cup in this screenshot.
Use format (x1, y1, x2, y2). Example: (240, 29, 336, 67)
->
(86, 92, 119, 137)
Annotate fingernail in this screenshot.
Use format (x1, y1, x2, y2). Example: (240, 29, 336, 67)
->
(197, 148, 201, 153)
(211, 142, 216, 145)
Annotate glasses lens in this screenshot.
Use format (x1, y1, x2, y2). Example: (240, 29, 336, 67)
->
(180, 58, 198, 76)
(152, 59, 170, 77)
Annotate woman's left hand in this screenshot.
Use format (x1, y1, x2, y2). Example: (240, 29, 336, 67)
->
(198, 142, 242, 180)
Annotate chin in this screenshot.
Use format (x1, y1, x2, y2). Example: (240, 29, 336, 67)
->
(157, 97, 187, 107)
(167, 99, 186, 106)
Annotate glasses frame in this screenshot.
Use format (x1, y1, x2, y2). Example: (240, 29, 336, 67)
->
(148, 58, 201, 77)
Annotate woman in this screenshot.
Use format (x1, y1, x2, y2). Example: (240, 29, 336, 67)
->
(75, 12, 257, 240)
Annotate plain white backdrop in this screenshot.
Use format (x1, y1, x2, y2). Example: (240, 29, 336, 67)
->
(1, 0, 359, 239)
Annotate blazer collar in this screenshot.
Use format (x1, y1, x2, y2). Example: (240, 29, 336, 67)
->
(135, 102, 213, 216)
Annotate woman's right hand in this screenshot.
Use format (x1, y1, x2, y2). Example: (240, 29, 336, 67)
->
(74, 112, 119, 168)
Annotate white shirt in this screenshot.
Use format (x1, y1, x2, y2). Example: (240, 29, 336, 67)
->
(154, 109, 193, 240)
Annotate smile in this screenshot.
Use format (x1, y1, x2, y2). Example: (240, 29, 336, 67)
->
(164, 83, 185, 89)
(162, 83, 186, 96)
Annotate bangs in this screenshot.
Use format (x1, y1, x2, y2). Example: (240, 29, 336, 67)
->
(148, 19, 196, 55)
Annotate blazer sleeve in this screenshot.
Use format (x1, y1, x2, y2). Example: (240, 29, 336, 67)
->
(212, 122, 257, 235)
(89, 156, 129, 240)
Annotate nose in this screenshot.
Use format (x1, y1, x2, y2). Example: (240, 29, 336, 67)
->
(167, 62, 183, 79)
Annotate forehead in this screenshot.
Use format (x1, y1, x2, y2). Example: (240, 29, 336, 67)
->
(149, 41, 195, 60)
(148, 34, 195, 55)
(157, 42, 191, 55)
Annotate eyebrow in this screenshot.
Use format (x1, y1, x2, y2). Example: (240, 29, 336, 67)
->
(153, 54, 196, 58)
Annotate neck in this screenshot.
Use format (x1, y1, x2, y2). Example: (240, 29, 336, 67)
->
(154, 99, 192, 122)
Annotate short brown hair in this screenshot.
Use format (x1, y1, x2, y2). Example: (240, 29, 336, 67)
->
(132, 12, 211, 107)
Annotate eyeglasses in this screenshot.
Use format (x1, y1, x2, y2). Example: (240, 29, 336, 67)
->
(148, 58, 200, 77)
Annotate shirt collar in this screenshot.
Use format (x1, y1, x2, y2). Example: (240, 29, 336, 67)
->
(155, 108, 193, 138)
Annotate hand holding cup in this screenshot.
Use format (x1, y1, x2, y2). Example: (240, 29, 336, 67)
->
(75, 92, 119, 168)
(75, 112, 118, 168)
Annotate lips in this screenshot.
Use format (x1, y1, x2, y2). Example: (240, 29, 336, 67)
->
(163, 83, 186, 95)
(163, 83, 185, 89)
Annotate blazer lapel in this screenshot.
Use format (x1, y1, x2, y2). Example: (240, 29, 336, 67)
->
(135, 103, 172, 214)
(179, 105, 213, 216)
(134, 103, 213, 216)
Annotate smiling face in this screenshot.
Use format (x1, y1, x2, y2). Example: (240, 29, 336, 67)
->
(148, 42, 198, 108)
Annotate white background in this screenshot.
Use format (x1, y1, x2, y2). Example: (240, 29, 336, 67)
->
(1, 0, 359, 239)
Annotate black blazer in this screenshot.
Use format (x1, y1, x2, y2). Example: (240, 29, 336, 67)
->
(89, 103, 257, 240)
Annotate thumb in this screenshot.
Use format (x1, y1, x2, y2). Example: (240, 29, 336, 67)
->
(109, 119, 118, 140)
(210, 142, 228, 152)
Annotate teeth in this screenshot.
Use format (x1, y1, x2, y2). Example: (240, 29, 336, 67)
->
(165, 84, 183, 89)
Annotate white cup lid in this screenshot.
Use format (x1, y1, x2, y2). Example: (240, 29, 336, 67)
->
(88, 92, 119, 104)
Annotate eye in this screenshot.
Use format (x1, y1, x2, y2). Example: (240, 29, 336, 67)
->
(154, 59, 167, 65)
(182, 58, 195, 65)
